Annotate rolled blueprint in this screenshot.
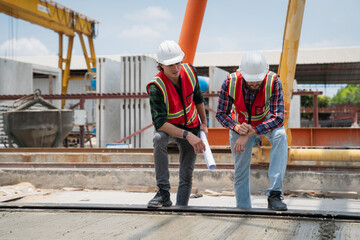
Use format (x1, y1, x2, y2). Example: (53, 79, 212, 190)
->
(200, 130, 216, 170)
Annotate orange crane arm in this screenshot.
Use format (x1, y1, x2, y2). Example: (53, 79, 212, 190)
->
(178, 0, 207, 64)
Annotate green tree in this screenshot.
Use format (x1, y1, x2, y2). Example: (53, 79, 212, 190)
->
(300, 95, 331, 108)
(318, 95, 331, 108)
(300, 93, 331, 120)
(331, 84, 360, 105)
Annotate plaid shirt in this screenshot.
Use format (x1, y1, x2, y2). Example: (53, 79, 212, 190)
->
(216, 74, 285, 135)
(148, 65, 204, 135)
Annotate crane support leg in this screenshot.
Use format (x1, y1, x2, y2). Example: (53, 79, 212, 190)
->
(278, 0, 306, 145)
(61, 35, 74, 107)
(78, 33, 96, 75)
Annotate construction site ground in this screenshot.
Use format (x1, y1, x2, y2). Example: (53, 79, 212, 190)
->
(1, 148, 360, 239)
(1, 188, 360, 240)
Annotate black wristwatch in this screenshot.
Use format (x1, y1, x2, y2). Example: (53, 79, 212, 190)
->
(183, 130, 189, 139)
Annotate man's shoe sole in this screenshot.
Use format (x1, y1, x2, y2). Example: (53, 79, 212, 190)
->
(147, 200, 172, 208)
(268, 204, 287, 211)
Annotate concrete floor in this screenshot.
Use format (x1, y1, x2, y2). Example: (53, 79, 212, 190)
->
(1, 190, 360, 240)
(11, 189, 360, 213)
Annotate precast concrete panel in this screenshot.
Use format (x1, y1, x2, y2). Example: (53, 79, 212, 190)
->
(140, 56, 157, 148)
(208, 66, 229, 128)
(0, 58, 61, 107)
(119, 55, 157, 148)
(0, 58, 33, 96)
(96, 58, 122, 148)
(133, 56, 140, 147)
(129, 57, 135, 147)
(289, 79, 301, 128)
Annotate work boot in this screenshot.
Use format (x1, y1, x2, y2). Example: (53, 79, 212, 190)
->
(268, 191, 287, 211)
(147, 189, 172, 208)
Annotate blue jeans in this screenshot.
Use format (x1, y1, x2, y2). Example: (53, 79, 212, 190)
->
(153, 131, 197, 206)
(229, 126, 288, 208)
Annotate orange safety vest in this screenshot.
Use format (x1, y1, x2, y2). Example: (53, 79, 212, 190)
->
(146, 63, 199, 129)
(227, 71, 276, 127)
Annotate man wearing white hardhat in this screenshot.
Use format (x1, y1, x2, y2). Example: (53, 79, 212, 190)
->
(216, 51, 288, 211)
(146, 40, 208, 208)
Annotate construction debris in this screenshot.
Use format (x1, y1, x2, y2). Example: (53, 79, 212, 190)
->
(0, 182, 45, 202)
(284, 190, 359, 199)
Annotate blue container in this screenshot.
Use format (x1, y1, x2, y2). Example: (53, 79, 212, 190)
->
(198, 76, 209, 92)
(90, 68, 96, 91)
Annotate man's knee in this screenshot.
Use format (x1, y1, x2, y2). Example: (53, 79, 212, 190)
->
(273, 127, 287, 142)
(153, 131, 168, 148)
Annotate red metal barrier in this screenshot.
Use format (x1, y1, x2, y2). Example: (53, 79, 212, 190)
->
(207, 128, 360, 147)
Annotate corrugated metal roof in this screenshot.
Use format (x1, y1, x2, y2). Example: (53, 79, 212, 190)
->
(193, 46, 360, 67)
(7, 46, 360, 69)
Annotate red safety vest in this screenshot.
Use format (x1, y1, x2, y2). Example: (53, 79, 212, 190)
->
(227, 71, 276, 127)
(146, 63, 199, 128)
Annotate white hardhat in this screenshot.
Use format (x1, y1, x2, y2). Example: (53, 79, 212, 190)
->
(239, 52, 269, 82)
(156, 40, 185, 65)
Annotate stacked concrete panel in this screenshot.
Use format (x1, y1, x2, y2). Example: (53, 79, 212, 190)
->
(96, 56, 157, 148)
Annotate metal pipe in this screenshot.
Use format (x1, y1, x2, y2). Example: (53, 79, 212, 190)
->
(278, 0, 306, 144)
(313, 94, 319, 127)
(289, 148, 360, 162)
(178, 0, 207, 64)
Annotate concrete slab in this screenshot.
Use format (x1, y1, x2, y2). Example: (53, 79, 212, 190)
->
(2, 210, 359, 240)
(10, 189, 360, 214)
(1, 190, 360, 240)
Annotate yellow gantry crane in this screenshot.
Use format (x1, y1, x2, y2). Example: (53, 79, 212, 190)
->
(0, 0, 98, 106)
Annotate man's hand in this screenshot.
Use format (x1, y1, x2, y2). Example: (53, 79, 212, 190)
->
(233, 135, 249, 155)
(234, 123, 252, 135)
(186, 132, 205, 154)
(200, 123, 208, 137)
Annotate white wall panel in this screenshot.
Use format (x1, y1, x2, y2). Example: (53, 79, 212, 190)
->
(96, 58, 122, 148)
(208, 66, 229, 128)
(0, 58, 33, 96)
(289, 80, 301, 128)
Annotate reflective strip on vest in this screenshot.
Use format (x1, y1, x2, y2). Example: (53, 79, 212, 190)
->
(265, 72, 275, 110)
(149, 77, 169, 114)
(182, 63, 196, 90)
(188, 107, 198, 125)
(168, 104, 192, 119)
(228, 73, 238, 100)
(228, 73, 248, 122)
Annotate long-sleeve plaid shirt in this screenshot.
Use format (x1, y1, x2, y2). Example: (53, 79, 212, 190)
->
(216, 74, 285, 135)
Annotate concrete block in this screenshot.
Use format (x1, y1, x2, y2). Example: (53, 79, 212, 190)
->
(326, 191, 359, 199)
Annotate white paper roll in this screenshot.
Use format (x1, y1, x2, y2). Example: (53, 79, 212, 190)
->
(200, 130, 216, 170)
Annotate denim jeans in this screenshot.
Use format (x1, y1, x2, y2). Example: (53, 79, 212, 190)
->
(153, 131, 197, 206)
(229, 126, 288, 208)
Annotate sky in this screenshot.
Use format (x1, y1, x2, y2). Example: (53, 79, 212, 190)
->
(0, 0, 359, 97)
(0, 0, 359, 57)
